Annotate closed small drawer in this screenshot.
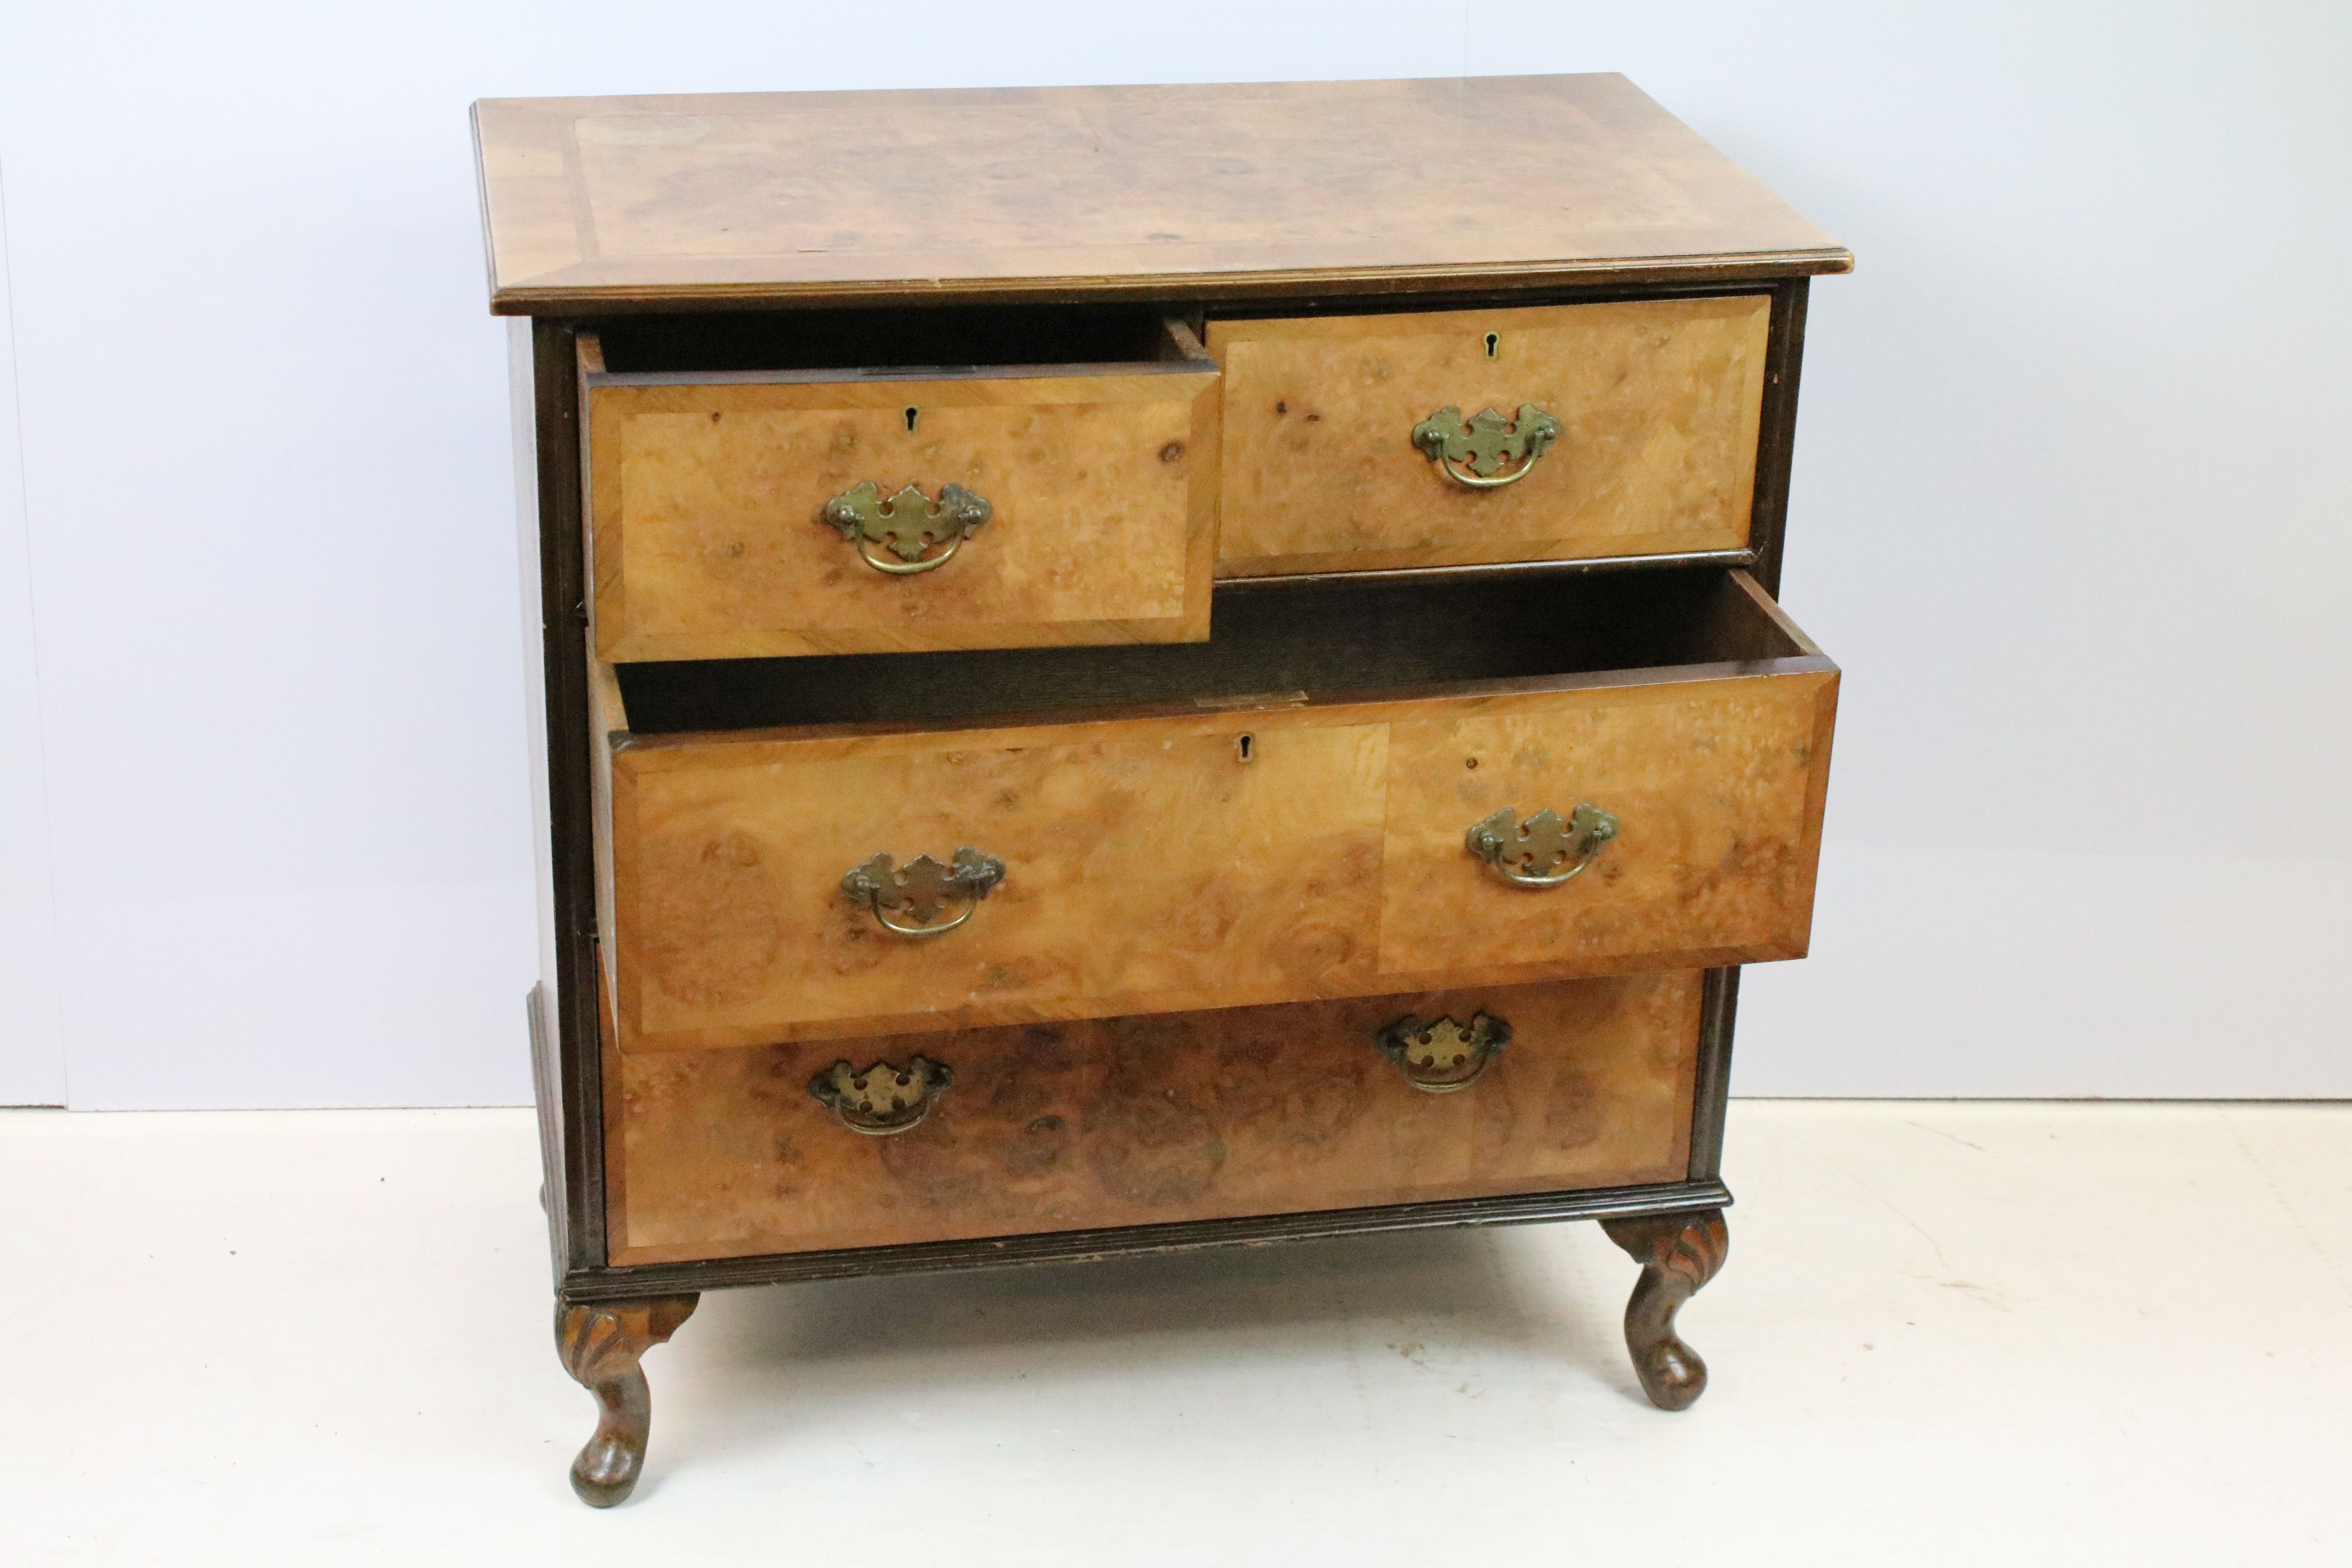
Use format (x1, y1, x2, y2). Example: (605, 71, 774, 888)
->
(606, 972, 1702, 1264)
(583, 316, 1220, 660)
(599, 569, 1835, 1053)
(1207, 296, 1770, 577)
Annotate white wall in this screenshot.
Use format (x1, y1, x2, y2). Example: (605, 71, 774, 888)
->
(0, 154, 69, 1105)
(0, 2, 2344, 1107)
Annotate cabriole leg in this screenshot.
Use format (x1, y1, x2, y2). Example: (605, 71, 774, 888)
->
(554, 1294, 699, 1506)
(1599, 1209, 1728, 1411)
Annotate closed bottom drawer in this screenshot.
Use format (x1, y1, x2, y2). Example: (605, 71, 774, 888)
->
(607, 971, 1702, 1265)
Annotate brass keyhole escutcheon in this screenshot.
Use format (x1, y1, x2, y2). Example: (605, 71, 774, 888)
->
(1483, 331, 1499, 358)
(903, 405, 919, 433)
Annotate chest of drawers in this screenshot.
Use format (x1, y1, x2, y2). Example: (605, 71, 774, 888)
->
(474, 73, 1849, 1506)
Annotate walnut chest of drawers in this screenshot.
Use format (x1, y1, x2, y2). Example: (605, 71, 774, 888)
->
(473, 73, 1849, 1506)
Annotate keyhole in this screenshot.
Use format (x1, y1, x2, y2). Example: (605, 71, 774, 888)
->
(904, 406, 920, 433)
(1484, 332, 1499, 359)
(1237, 734, 1254, 763)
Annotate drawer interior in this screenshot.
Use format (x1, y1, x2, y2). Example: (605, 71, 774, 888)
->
(613, 567, 1811, 735)
(593, 304, 1201, 377)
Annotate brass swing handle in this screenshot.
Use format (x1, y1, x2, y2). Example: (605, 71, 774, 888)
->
(1410, 403, 1563, 488)
(840, 848, 1005, 938)
(822, 481, 992, 574)
(1466, 805, 1618, 887)
(1374, 1011, 1511, 1093)
(809, 1055, 954, 1135)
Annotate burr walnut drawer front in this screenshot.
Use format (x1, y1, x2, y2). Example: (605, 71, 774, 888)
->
(601, 570, 1836, 1053)
(1206, 295, 1771, 578)
(606, 972, 1702, 1264)
(581, 317, 1221, 661)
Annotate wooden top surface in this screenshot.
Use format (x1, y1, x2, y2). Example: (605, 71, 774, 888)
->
(472, 74, 1848, 314)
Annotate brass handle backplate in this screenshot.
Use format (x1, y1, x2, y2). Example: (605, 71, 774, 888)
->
(1375, 1012, 1511, 1093)
(1410, 404, 1563, 488)
(1466, 805, 1618, 887)
(822, 481, 992, 574)
(841, 848, 1005, 938)
(809, 1056, 954, 1135)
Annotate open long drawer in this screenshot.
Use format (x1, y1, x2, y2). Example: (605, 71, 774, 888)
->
(594, 568, 1837, 1053)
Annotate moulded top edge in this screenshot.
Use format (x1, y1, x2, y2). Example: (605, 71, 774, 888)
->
(473, 75, 1850, 316)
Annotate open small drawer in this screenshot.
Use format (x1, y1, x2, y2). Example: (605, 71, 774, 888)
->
(581, 309, 1221, 660)
(592, 568, 1838, 1053)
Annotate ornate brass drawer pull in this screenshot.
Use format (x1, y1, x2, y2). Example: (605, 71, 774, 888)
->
(841, 847, 1005, 938)
(1466, 804, 1618, 887)
(822, 481, 992, 574)
(1375, 1012, 1510, 1093)
(809, 1056, 954, 1135)
(1410, 403, 1563, 488)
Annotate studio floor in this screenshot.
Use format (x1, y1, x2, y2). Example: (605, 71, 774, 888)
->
(5, 1100, 2345, 1566)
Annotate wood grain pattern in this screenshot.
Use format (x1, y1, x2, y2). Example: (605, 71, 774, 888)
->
(1378, 669, 1837, 975)
(472, 76, 1850, 314)
(586, 343, 1219, 661)
(1208, 296, 1769, 576)
(612, 717, 1389, 1048)
(604, 657, 1836, 1053)
(608, 972, 1702, 1264)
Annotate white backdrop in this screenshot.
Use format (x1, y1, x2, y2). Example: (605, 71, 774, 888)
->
(1, 3, 2345, 1109)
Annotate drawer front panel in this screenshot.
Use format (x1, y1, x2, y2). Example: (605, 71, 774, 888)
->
(608, 972, 1702, 1264)
(1207, 296, 1769, 577)
(607, 663, 1835, 1051)
(614, 721, 1390, 1047)
(587, 366, 1220, 660)
(1380, 675, 1837, 975)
